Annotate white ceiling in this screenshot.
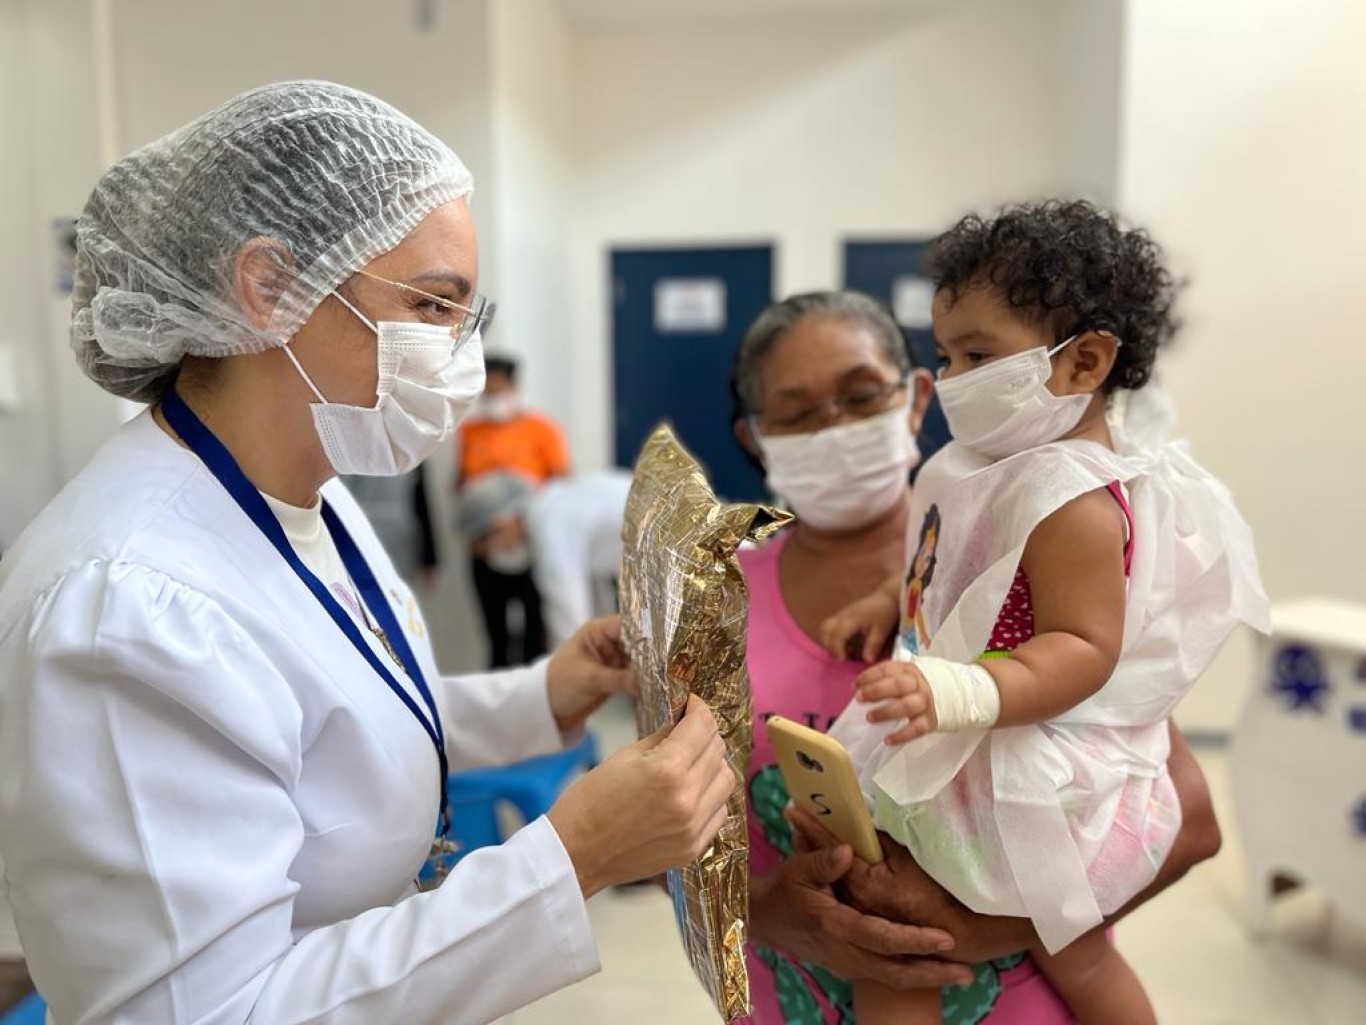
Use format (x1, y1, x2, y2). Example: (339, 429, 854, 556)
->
(558, 0, 947, 27)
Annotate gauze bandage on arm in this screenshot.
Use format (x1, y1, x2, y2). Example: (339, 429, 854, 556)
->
(900, 651, 1001, 732)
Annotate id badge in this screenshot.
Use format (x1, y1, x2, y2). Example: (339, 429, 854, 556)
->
(417, 837, 462, 891)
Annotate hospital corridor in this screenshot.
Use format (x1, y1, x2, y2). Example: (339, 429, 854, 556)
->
(1, 1, 1363, 1023)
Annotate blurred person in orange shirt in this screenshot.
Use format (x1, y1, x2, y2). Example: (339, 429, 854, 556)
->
(457, 354, 569, 486)
(455, 354, 570, 667)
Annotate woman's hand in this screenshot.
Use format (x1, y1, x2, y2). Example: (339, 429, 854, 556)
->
(787, 725, 1222, 968)
(788, 806, 1037, 966)
(819, 586, 900, 662)
(750, 844, 974, 990)
(545, 615, 639, 732)
(547, 695, 734, 898)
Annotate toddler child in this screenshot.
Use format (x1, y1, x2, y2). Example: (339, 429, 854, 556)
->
(822, 200, 1269, 1024)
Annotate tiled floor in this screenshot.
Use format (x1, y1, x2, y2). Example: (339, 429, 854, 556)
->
(1114, 749, 1364, 1024)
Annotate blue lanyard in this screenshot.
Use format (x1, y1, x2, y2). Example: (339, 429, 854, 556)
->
(160, 389, 450, 837)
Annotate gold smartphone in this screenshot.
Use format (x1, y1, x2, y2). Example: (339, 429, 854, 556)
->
(765, 715, 885, 865)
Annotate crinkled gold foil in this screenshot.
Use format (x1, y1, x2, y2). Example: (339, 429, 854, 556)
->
(620, 424, 791, 1023)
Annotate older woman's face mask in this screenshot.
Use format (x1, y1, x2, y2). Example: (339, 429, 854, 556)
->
(755, 404, 920, 531)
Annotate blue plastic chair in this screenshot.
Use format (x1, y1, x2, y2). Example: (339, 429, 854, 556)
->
(451, 732, 600, 825)
(0, 992, 45, 1025)
(421, 732, 599, 882)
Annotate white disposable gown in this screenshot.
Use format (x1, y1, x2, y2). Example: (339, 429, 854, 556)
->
(0, 412, 599, 1024)
(831, 398, 1270, 953)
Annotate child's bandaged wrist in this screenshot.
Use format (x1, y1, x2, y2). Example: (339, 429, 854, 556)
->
(916, 656, 1001, 731)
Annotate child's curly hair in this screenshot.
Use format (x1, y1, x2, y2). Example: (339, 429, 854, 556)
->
(925, 199, 1181, 390)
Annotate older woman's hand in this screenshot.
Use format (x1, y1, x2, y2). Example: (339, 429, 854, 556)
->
(788, 722, 1223, 967)
(787, 806, 1037, 966)
(749, 840, 975, 990)
(818, 585, 900, 662)
(545, 615, 639, 732)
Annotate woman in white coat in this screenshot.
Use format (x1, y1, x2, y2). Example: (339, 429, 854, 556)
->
(0, 81, 733, 1025)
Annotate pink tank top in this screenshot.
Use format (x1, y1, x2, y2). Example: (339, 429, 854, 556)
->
(738, 532, 1074, 1025)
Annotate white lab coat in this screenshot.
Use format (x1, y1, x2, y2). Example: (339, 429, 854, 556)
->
(526, 471, 633, 647)
(0, 412, 599, 1025)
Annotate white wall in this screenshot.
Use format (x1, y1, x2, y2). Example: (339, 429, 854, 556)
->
(0, 0, 121, 548)
(488, 0, 575, 429)
(1, 0, 1126, 531)
(109, 0, 495, 208)
(565, 0, 1123, 469)
(1119, 0, 1366, 731)
(0, 0, 498, 534)
(3, 0, 1342, 726)
(0, 0, 54, 549)
(1051, 0, 1124, 205)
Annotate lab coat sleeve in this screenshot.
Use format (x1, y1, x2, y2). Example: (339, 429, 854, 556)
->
(2, 562, 597, 1025)
(438, 659, 570, 772)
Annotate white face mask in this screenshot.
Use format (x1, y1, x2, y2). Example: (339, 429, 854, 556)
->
(485, 543, 533, 575)
(286, 296, 487, 476)
(934, 337, 1091, 460)
(755, 404, 920, 532)
(479, 393, 520, 423)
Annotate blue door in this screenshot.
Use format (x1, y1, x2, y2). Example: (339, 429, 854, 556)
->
(612, 245, 773, 503)
(843, 239, 950, 462)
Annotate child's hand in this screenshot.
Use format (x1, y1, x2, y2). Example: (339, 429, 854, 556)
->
(819, 590, 900, 662)
(853, 661, 938, 744)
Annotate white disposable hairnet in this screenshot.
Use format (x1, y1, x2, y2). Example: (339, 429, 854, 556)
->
(71, 80, 474, 402)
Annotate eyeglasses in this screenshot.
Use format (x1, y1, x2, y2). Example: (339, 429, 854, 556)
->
(751, 375, 909, 436)
(354, 268, 496, 350)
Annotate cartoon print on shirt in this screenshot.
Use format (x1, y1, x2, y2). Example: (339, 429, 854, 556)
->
(901, 504, 941, 654)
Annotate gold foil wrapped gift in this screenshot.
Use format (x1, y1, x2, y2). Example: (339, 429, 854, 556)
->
(620, 424, 791, 1023)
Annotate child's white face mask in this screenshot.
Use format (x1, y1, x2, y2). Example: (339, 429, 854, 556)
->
(934, 337, 1091, 460)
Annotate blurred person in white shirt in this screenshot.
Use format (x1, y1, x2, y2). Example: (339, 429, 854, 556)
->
(458, 469, 632, 651)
